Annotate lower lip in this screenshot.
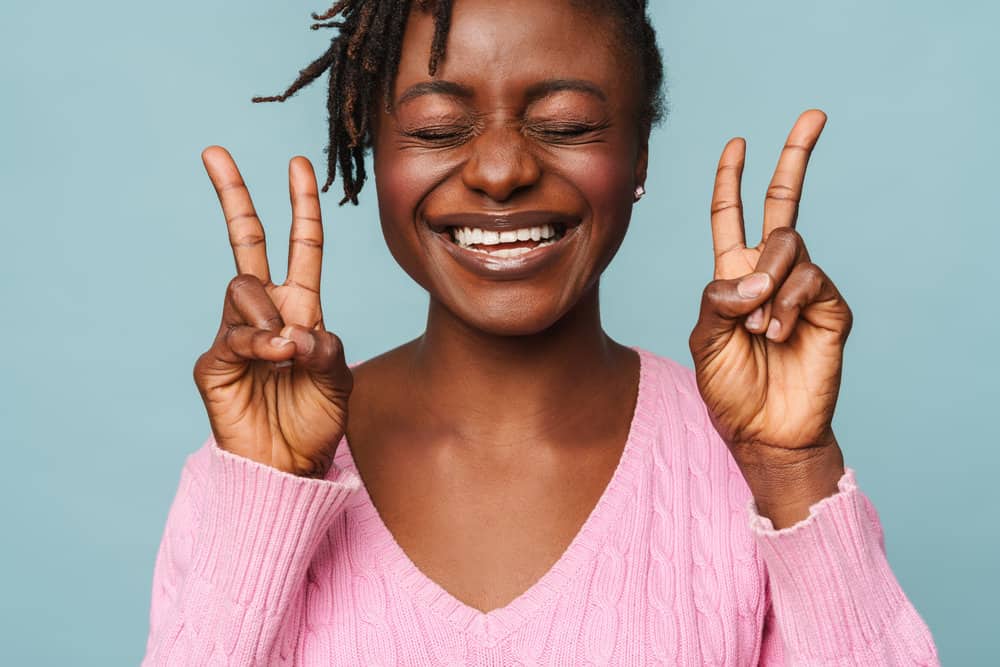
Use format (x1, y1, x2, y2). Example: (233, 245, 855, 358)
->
(432, 226, 578, 281)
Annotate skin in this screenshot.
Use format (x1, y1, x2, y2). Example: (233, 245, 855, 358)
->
(194, 0, 850, 613)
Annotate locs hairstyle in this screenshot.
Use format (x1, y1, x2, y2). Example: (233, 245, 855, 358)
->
(253, 0, 666, 205)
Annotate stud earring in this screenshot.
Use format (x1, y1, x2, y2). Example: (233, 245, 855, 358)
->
(633, 185, 646, 202)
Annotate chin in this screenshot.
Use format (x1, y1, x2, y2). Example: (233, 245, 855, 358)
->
(448, 300, 567, 337)
(434, 277, 593, 337)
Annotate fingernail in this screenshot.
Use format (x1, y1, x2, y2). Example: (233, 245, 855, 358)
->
(746, 307, 763, 329)
(738, 273, 770, 298)
(271, 337, 293, 347)
(766, 318, 781, 340)
(279, 326, 295, 339)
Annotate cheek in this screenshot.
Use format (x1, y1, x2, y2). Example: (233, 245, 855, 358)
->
(549, 140, 638, 252)
(573, 151, 635, 213)
(373, 148, 460, 287)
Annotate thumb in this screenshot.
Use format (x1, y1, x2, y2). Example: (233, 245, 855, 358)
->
(693, 272, 774, 338)
(278, 324, 353, 395)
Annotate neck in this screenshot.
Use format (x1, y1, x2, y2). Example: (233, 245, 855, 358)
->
(407, 284, 637, 450)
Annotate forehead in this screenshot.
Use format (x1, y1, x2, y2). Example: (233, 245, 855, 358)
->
(394, 0, 636, 107)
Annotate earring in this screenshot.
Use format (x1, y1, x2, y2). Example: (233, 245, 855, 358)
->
(633, 185, 646, 202)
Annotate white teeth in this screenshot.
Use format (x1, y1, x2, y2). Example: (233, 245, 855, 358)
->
(449, 224, 564, 250)
(490, 247, 532, 258)
(461, 238, 558, 256)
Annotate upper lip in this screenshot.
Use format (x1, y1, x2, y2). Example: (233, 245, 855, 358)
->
(425, 210, 580, 234)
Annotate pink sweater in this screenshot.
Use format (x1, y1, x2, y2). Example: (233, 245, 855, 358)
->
(143, 348, 938, 665)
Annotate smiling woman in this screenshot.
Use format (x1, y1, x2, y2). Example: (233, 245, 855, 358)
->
(142, 1, 940, 665)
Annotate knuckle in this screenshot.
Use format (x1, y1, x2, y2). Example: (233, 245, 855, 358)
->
(228, 273, 261, 294)
(261, 315, 284, 331)
(193, 351, 213, 386)
(715, 163, 741, 177)
(842, 304, 855, 337)
(220, 325, 243, 354)
(783, 142, 811, 154)
(798, 261, 824, 281)
(325, 332, 344, 355)
(764, 184, 799, 202)
(290, 235, 323, 249)
(702, 279, 726, 304)
(768, 226, 801, 246)
(774, 292, 801, 311)
(710, 199, 742, 216)
(688, 327, 701, 350)
(229, 230, 265, 247)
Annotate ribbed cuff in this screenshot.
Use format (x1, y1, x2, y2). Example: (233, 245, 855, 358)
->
(189, 436, 361, 614)
(748, 468, 936, 663)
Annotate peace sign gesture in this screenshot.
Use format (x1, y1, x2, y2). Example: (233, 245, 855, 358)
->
(688, 110, 853, 523)
(193, 147, 352, 478)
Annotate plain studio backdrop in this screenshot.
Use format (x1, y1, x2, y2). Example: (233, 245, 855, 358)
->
(1, 1, 995, 664)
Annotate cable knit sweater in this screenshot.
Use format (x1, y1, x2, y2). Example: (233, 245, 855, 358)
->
(143, 348, 939, 665)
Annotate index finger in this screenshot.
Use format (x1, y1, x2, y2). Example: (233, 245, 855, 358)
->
(760, 109, 827, 244)
(710, 137, 748, 277)
(202, 146, 272, 284)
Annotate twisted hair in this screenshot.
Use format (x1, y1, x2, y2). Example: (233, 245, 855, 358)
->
(253, 0, 665, 204)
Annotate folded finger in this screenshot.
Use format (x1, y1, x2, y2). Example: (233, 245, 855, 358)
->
(764, 262, 840, 342)
(221, 325, 297, 363)
(220, 274, 285, 332)
(745, 227, 811, 334)
(277, 324, 351, 391)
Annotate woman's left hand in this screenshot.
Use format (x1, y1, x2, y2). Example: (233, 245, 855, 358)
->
(688, 109, 853, 528)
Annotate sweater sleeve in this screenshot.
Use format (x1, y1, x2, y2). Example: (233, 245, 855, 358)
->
(750, 467, 940, 666)
(142, 434, 361, 666)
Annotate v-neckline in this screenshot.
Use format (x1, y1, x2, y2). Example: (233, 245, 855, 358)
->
(331, 347, 657, 645)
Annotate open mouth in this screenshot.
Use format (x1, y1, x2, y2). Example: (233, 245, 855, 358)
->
(447, 223, 568, 258)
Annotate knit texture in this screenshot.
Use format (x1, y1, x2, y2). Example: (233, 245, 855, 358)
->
(143, 348, 939, 665)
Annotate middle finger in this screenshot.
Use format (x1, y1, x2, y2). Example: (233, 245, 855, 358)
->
(760, 109, 827, 245)
(285, 156, 324, 295)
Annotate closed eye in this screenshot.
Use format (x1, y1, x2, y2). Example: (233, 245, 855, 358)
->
(402, 125, 473, 146)
(525, 121, 607, 143)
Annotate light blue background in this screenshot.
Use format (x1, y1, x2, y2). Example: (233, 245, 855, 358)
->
(1, 1, 995, 663)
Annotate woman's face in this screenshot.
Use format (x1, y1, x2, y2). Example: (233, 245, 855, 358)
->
(373, 0, 648, 335)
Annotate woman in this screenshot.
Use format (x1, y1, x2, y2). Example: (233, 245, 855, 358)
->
(144, 0, 939, 664)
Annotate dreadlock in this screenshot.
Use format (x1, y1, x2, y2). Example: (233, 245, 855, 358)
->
(253, 0, 664, 205)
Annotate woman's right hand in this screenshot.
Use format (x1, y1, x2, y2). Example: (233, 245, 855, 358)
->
(193, 147, 352, 478)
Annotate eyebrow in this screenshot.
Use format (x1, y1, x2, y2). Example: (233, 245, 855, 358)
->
(397, 80, 474, 105)
(525, 79, 607, 103)
(395, 78, 607, 106)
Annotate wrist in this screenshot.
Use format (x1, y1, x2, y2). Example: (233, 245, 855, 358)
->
(736, 437, 846, 529)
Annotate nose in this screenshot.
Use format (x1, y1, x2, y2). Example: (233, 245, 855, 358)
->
(460, 126, 541, 202)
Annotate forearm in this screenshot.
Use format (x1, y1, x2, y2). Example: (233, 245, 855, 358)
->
(143, 436, 360, 666)
(751, 467, 940, 665)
